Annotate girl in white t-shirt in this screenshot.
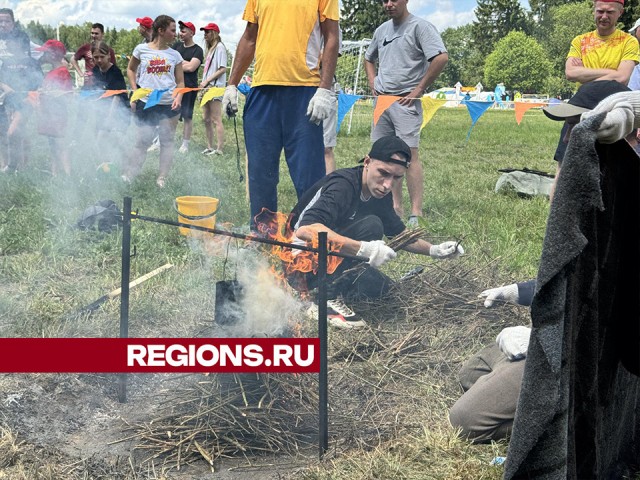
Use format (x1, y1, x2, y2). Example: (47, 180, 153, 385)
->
(198, 23, 227, 155)
(126, 14, 184, 187)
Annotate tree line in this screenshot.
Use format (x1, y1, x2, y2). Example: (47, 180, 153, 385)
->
(340, 0, 640, 96)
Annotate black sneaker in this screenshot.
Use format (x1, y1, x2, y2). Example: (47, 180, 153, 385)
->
(307, 296, 367, 329)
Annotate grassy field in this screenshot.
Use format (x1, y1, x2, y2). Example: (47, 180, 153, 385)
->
(0, 103, 558, 478)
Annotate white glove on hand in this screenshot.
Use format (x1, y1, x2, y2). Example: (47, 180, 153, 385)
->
(429, 241, 464, 259)
(222, 85, 239, 117)
(478, 283, 519, 308)
(306, 87, 336, 125)
(496, 325, 531, 360)
(357, 240, 397, 269)
(581, 91, 640, 143)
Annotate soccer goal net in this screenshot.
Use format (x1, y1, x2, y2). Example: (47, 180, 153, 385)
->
(335, 39, 373, 135)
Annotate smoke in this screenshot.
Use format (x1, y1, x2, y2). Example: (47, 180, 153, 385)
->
(214, 247, 307, 338)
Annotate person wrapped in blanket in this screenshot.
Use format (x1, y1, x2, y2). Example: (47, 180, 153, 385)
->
(449, 80, 639, 443)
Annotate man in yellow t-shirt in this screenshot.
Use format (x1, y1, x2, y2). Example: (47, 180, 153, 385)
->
(566, 0, 639, 86)
(555, 0, 639, 166)
(222, 0, 339, 229)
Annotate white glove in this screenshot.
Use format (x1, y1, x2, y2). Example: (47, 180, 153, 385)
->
(496, 325, 531, 360)
(581, 91, 640, 143)
(357, 240, 397, 268)
(429, 241, 464, 259)
(222, 85, 238, 117)
(478, 283, 519, 308)
(306, 87, 336, 125)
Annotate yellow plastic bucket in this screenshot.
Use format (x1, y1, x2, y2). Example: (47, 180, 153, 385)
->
(174, 196, 219, 236)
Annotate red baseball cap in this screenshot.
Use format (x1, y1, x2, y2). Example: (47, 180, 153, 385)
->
(200, 23, 220, 33)
(136, 17, 153, 29)
(178, 21, 196, 34)
(35, 39, 66, 57)
(598, 0, 624, 4)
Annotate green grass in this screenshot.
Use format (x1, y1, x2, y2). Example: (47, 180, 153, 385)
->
(0, 103, 559, 476)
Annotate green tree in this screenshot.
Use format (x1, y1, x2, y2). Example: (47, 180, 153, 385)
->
(484, 31, 552, 93)
(114, 29, 143, 78)
(439, 24, 484, 87)
(538, 3, 593, 74)
(472, 0, 533, 56)
(621, 0, 640, 29)
(62, 22, 93, 51)
(340, 0, 387, 40)
(528, 0, 583, 23)
(24, 20, 55, 44)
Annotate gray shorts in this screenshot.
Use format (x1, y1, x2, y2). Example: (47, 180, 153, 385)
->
(371, 98, 422, 148)
(322, 102, 338, 148)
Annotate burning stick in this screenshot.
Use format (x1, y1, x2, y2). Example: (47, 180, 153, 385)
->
(72, 263, 174, 315)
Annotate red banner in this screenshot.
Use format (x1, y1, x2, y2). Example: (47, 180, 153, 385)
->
(0, 338, 320, 373)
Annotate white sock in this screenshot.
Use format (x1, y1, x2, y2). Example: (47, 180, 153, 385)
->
(182, 139, 190, 148)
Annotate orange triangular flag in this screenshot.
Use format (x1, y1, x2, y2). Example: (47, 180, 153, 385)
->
(100, 89, 128, 99)
(26, 91, 40, 106)
(172, 87, 200, 96)
(514, 102, 546, 125)
(373, 95, 401, 125)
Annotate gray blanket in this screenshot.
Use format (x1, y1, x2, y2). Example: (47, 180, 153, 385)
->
(504, 114, 640, 479)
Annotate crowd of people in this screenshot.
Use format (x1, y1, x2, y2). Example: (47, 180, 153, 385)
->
(3, 1, 640, 468)
(0, 10, 227, 187)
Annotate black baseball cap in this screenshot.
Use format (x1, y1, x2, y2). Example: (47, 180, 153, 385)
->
(543, 80, 631, 121)
(361, 135, 412, 168)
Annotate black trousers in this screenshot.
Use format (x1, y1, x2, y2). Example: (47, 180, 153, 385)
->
(298, 215, 394, 300)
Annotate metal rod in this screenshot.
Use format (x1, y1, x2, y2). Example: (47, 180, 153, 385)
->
(130, 213, 369, 263)
(117, 196, 132, 403)
(317, 231, 328, 458)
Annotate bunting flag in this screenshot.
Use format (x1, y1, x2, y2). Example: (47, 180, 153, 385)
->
(373, 95, 401, 125)
(26, 91, 39, 106)
(199, 87, 226, 107)
(79, 89, 103, 98)
(336, 93, 361, 133)
(420, 97, 446, 131)
(144, 89, 170, 109)
(130, 87, 152, 103)
(100, 89, 128, 99)
(238, 84, 251, 95)
(464, 101, 494, 140)
(514, 102, 546, 125)
(172, 87, 200, 97)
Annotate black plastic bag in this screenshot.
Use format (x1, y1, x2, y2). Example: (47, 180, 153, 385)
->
(76, 200, 122, 233)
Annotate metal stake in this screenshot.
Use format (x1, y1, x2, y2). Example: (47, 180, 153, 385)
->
(117, 196, 132, 403)
(317, 231, 328, 458)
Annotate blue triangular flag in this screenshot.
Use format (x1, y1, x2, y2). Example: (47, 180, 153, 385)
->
(144, 89, 170, 109)
(337, 94, 361, 133)
(464, 101, 494, 140)
(79, 89, 103, 98)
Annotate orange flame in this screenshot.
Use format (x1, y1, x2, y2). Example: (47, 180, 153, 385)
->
(254, 209, 344, 276)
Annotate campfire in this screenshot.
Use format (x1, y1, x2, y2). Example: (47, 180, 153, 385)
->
(119, 257, 527, 470)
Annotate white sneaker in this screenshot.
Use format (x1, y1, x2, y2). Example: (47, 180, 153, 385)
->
(121, 174, 131, 183)
(407, 215, 420, 228)
(178, 144, 189, 154)
(307, 296, 367, 329)
(201, 148, 213, 154)
(206, 149, 223, 156)
(147, 139, 160, 152)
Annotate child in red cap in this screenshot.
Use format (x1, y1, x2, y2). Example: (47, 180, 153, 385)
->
(36, 39, 72, 175)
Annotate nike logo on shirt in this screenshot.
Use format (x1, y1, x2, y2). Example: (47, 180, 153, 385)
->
(382, 36, 401, 46)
